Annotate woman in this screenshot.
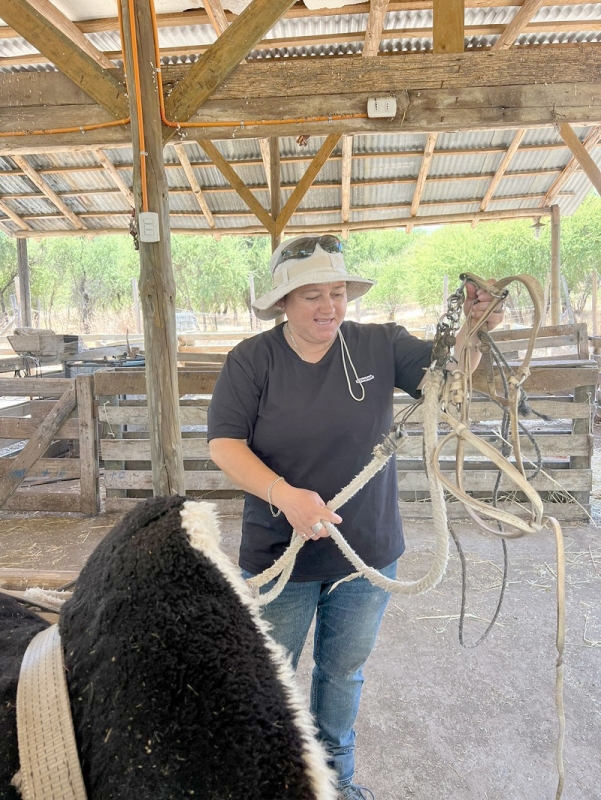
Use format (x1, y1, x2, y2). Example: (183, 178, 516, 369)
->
(208, 235, 504, 800)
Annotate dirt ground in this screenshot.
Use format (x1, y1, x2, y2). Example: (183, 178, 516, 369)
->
(1, 460, 600, 799)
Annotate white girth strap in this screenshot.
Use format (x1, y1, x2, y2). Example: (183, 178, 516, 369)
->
(15, 624, 87, 800)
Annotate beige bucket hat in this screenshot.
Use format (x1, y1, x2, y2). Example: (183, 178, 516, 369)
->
(252, 235, 374, 321)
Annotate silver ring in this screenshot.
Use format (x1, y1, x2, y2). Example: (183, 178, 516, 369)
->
(311, 522, 324, 535)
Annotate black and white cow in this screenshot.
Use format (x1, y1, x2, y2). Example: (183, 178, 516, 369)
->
(0, 496, 336, 800)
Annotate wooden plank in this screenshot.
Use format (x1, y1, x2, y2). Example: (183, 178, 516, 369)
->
(410, 132, 437, 217)
(93, 369, 220, 396)
(99, 405, 207, 426)
(75, 374, 99, 515)
(472, 362, 598, 395)
(173, 143, 215, 228)
(570, 384, 593, 505)
(12, 156, 85, 230)
(479, 128, 525, 211)
(104, 469, 234, 490)
(275, 133, 342, 237)
(94, 149, 135, 207)
(363, 0, 389, 57)
(490, 323, 587, 343)
(544, 126, 601, 207)
(101, 437, 210, 460)
(0, 0, 128, 118)
(396, 468, 591, 493)
(0, 417, 79, 440)
(0, 383, 76, 508)
(163, 0, 296, 135)
(200, 139, 274, 233)
(340, 134, 353, 223)
(557, 122, 601, 197)
(393, 397, 591, 422)
(492, 0, 545, 51)
(0, 567, 79, 590)
(0, 458, 80, 478)
(203, 0, 229, 35)
(398, 500, 588, 521)
(0, 376, 73, 397)
(433, 0, 464, 54)
(0, 198, 30, 230)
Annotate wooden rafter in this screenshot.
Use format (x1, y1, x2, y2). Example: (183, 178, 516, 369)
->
(363, 0, 389, 57)
(557, 123, 601, 197)
(94, 149, 134, 208)
(173, 144, 215, 228)
(341, 135, 353, 224)
(433, 0, 464, 54)
(410, 133, 437, 217)
(543, 126, 601, 207)
(0, 198, 31, 231)
(0, 0, 129, 120)
(492, 0, 546, 51)
(479, 129, 525, 211)
(12, 155, 85, 230)
(275, 133, 342, 237)
(199, 139, 274, 232)
(203, 0, 229, 36)
(163, 0, 296, 140)
(259, 139, 272, 198)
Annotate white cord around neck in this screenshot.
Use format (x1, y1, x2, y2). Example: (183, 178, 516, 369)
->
(338, 327, 365, 402)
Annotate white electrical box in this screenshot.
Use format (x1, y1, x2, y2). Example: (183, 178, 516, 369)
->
(138, 211, 160, 243)
(367, 97, 397, 119)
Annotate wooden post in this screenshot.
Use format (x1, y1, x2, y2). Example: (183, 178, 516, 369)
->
(121, 0, 184, 496)
(592, 270, 598, 337)
(132, 276, 142, 334)
(550, 204, 561, 326)
(75, 374, 100, 515)
(271, 136, 285, 326)
(433, 0, 464, 54)
(17, 239, 32, 328)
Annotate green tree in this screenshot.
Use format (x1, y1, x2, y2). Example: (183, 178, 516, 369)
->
(0, 234, 18, 323)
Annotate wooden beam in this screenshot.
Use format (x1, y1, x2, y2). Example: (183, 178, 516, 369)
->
(363, 0, 389, 57)
(121, 0, 184, 496)
(12, 155, 85, 229)
(94, 149, 134, 208)
(479, 128, 525, 211)
(433, 0, 464, 54)
(0, 198, 30, 230)
(492, 0, 545, 51)
(17, 239, 31, 326)
(557, 122, 601, 197)
(275, 133, 342, 237)
(411, 132, 437, 217)
(0, 0, 128, 120)
(543, 125, 601, 207)
(550, 204, 561, 325)
(203, 0, 229, 36)
(173, 143, 215, 228)
(0, 383, 76, 509)
(341, 135, 353, 224)
(163, 0, 296, 138)
(259, 138, 272, 197)
(199, 139, 274, 232)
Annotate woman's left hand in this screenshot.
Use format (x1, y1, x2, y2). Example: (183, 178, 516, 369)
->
(463, 281, 506, 332)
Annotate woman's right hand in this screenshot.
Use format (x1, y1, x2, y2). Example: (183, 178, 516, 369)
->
(271, 481, 342, 542)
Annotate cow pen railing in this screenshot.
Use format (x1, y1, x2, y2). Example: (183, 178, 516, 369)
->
(0, 324, 595, 520)
(0, 375, 99, 514)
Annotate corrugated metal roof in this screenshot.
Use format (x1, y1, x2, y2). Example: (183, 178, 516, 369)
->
(0, 3, 598, 236)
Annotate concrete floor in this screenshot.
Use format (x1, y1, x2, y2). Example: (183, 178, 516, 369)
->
(0, 498, 599, 800)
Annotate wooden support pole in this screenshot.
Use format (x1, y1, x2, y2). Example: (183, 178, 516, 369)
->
(0, 383, 76, 509)
(121, 0, 184, 496)
(17, 239, 31, 328)
(433, 0, 464, 54)
(592, 270, 598, 337)
(75, 374, 100, 515)
(270, 136, 281, 253)
(550, 204, 561, 326)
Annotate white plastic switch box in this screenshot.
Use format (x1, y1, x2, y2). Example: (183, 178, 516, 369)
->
(138, 211, 160, 243)
(367, 97, 397, 119)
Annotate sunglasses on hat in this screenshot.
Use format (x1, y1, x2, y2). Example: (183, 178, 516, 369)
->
(274, 235, 343, 269)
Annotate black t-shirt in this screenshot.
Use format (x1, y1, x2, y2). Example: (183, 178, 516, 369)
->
(207, 321, 433, 581)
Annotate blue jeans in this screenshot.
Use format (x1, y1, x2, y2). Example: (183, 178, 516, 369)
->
(243, 561, 397, 787)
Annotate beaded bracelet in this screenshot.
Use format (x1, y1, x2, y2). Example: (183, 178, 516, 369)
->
(267, 475, 285, 518)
